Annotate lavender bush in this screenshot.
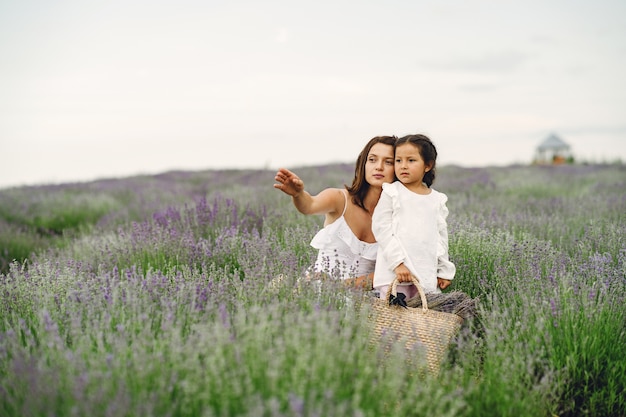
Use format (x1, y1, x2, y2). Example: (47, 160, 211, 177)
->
(1, 163, 624, 416)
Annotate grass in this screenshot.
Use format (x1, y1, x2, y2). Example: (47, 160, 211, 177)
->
(0, 163, 625, 416)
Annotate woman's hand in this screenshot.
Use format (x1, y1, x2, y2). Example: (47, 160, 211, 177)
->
(344, 273, 373, 290)
(437, 278, 452, 290)
(273, 168, 304, 197)
(393, 264, 412, 283)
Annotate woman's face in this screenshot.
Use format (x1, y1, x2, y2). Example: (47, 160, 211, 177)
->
(364, 143, 395, 187)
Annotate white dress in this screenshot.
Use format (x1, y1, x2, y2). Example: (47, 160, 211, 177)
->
(309, 191, 378, 280)
(371, 182, 455, 294)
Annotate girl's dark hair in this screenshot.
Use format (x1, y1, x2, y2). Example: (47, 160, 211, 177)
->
(346, 135, 396, 211)
(396, 134, 437, 187)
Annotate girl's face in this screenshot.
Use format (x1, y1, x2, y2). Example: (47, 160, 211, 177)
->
(395, 143, 432, 187)
(365, 143, 395, 187)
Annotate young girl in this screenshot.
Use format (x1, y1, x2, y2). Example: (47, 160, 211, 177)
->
(372, 134, 455, 301)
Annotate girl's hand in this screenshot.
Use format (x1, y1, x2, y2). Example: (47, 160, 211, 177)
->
(437, 278, 451, 290)
(393, 264, 412, 283)
(273, 168, 304, 197)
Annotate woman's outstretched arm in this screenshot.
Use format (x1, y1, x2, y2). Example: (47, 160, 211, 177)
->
(274, 168, 342, 216)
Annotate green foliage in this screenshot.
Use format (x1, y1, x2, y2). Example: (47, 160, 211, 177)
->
(0, 223, 45, 273)
(0, 189, 117, 233)
(0, 163, 625, 416)
(0, 188, 119, 273)
(544, 280, 626, 416)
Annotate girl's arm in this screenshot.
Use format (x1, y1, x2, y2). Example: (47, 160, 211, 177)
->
(436, 193, 456, 283)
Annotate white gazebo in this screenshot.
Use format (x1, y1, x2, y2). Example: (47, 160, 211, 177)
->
(534, 133, 573, 164)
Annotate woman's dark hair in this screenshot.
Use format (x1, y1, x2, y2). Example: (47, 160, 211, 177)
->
(346, 135, 397, 211)
(396, 134, 437, 187)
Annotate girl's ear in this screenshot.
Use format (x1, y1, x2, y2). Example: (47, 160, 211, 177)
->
(425, 162, 434, 173)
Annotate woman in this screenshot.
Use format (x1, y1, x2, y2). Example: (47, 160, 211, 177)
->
(273, 135, 397, 288)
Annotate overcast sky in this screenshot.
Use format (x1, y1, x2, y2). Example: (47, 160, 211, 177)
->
(1, 0, 625, 188)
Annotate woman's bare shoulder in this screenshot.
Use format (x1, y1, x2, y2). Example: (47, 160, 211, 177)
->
(315, 188, 347, 214)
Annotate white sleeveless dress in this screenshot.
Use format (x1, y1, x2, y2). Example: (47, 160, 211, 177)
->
(309, 190, 378, 280)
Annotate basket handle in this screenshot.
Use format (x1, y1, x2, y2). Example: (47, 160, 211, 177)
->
(390, 275, 428, 312)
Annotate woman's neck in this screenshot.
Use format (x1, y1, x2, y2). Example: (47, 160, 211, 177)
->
(363, 186, 383, 213)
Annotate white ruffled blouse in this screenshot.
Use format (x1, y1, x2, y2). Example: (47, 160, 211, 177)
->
(371, 181, 455, 294)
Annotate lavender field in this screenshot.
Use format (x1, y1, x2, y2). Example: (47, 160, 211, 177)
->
(1, 163, 625, 417)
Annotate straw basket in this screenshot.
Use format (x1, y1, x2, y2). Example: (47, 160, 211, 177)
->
(370, 276, 463, 374)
